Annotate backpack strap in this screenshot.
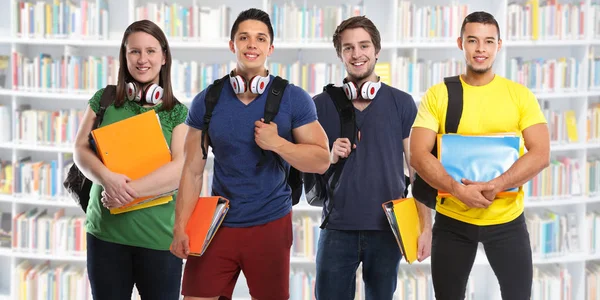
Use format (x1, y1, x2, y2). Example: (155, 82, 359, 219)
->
(264, 76, 288, 124)
(88, 85, 116, 146)
(443, 76, 463, 134)
(319, 84, 357, 229)
(201, 74, 229, 159)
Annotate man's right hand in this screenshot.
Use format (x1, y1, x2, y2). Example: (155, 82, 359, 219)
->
(170, 228, 190, 259)
(330, 138, 356, 164)
(452, 182, 495, 208)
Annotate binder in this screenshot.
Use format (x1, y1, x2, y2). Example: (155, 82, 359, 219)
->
(91, 110, 174, 214)
(382, 197, 422, 264)
(437, 134, 521, 197)
(186, 196, 230, 256)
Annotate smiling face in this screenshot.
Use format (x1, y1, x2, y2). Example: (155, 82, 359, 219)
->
(339, 27, 379, 83)
(458, 22, 502, 75)
(125, 31, 165, 85)
(229, 19, 274, 74)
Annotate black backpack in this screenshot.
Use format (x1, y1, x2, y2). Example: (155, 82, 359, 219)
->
(63, 85, 116, 212)
(200, 75, 304, 205)
(412, 76, 464, 209)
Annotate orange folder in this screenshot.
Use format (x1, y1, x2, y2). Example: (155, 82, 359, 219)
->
(186, 196, 230, 256)
(382, 197, 422, 264)
(91, 110, 173, 214)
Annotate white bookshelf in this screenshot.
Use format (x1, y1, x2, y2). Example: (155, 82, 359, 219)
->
(1, 0, 600, 299)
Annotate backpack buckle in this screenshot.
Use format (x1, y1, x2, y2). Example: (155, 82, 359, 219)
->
(271, 88, 281, 96)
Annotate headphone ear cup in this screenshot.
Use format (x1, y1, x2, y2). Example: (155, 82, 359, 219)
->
(250, 75, 270, 94)
(145, 83, 163, 104)
(230, 75, 247, 94)
(126, 82, 139, 102)
(343, 82, 358, 100)
(361, 81, 381, 100)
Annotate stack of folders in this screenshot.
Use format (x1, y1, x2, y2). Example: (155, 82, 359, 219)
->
(382, 197, 422, 264)
(91, 110, 175, 214)
(186, 196, 230, 257)
(437, 134, 522, 196)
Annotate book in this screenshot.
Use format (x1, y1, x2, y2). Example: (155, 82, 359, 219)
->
(382, 197, 422, 264)
(437, 134, 521, 197)
(91, 110, 174, 214)
(186, 196, 229, 257)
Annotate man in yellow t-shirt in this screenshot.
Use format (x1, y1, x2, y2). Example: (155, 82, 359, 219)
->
(410, 11, 550, 300)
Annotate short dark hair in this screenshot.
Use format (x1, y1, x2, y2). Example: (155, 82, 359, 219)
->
(117, 20, 178, 111)
(460, 11, 501, 40)
(333, 16, 381, 58)
(230, 8, 274, 45)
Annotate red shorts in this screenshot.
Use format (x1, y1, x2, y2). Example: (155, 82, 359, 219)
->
(182, 212, 293, 300)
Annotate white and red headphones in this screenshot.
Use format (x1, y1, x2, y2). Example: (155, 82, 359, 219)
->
(342, 76, 381, 100)
(126, 82, 164, 105)
(229, 70, 271, 94)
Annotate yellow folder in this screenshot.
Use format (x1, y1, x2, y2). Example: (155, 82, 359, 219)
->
(91, 110, 173, 214)
(382, 197, 422, 264)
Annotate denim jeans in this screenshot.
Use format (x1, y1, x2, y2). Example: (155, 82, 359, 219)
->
(87, 233, 183, 300)
(431, 213, 532, 300)
(315, 229, 401, 300)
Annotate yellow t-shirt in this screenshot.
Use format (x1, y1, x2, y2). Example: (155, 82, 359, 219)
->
(412, 75, 547, 225)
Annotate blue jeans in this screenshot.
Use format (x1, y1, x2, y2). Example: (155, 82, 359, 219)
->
(87, 233, 183, 300)
(315, 229, 401, 300)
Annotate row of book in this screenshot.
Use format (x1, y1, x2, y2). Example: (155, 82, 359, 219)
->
(396, 2, 469, 41)
(0, 161, 11, 195)
(507, 0, 586, 41)
(542, 108, 579, 144)
(11, 52, 118, 93)
(507, 57, 581, 93)
(269, 3, 362, 42)
(135, 3, 229, 41)
(588, 104, 600, 142)
(526, 211, 579, 258)
(395, 57, 465, 94)
(524, 157, 583, 198)
(12, 157, 72, 198)
(588, 262, 600, 300)
(587, 159, 600, 197)
(14, 107, 83, 147)
(532, 265, 572, 300)
(587, 212, 600, 254)
(15, 0, 109, 40)
(12, 208, 86, 255)
(291, 216, 320, 259)
(15, 260, 91, 300)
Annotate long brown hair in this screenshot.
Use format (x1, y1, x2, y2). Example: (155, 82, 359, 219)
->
(115, 20, 178, 111)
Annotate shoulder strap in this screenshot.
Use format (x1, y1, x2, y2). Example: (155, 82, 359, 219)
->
(324, 84, 356, 146)
(264, 76, 289, 124)
(93, 85, 115, 129)
(258, 76, 289, 167)
(200, 74, 229, 159)
(88, 85, 115, 147)
(443, 76, 463, 133)
(319, 84, 357, 229)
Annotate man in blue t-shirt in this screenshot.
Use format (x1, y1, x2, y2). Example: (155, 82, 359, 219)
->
(313, 16, 432, 300)
(170, 8, 330, 300)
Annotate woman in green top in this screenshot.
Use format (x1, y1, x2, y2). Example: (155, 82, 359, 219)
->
(73, 20, 188, 300)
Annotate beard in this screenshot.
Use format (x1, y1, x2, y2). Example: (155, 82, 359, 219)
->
(347, 61, 377, 82)
(466, 60, 494, 74)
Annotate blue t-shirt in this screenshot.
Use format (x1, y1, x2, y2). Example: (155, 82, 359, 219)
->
(186, 75, 317, 227)
(314, 83, 417, 230)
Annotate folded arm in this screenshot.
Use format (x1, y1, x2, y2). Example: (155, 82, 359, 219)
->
(488, 123, 550, 192)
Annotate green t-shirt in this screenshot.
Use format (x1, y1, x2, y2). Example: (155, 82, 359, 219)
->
(85, 88, 188, 250)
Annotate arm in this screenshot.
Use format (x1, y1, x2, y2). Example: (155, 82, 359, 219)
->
(255, 120, 330, 174)
(127, 123, 188, 197)
(410, 127, 494, 208)
(486, 123, 550, 193)
(174, 126, 207, 232)
(403, 137, 431, 230)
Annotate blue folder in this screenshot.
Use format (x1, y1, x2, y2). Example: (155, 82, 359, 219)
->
(437, 134, 521, 196)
